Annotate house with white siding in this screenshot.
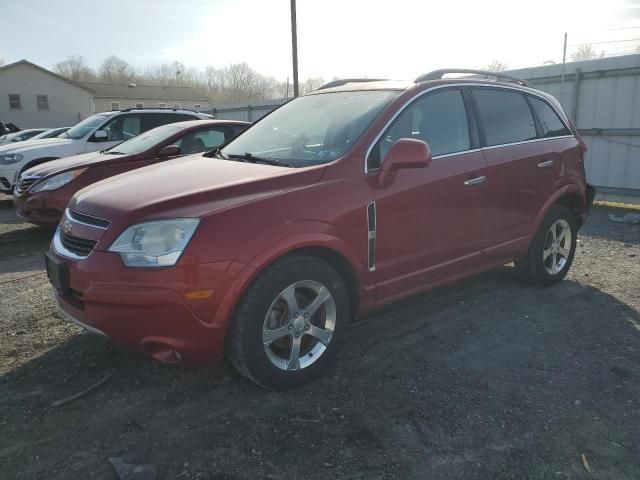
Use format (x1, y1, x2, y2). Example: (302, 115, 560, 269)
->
(81, 82, 211, 113)
(0, 60, 94, 128)
(0, 60, 212, 129)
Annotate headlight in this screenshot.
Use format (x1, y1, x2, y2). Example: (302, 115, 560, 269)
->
(0, 154, 23, 165)
(31, 168, 87, 192)
(108, 219, 200, 267)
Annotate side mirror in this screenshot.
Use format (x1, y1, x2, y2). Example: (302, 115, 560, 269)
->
(157, 145, 181, 158)
(378, 138, 431, 184)
(93, 130, 108, 141)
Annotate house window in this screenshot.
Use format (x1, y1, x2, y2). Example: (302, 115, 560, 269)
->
(8, 94, 21, 110)
(173, 104, 181, 109)
(194, 104, 201, 110)
(36, 95, 49, 111)
(111, 102, 120, 110)
(158, 103, 166, 108)
(135, 102, 144, 109)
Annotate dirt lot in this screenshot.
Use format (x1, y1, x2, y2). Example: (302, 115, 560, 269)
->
(0, 193, 639, 480)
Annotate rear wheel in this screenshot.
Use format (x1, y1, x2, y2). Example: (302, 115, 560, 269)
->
(515, 205, 577, 286)
(227, 254, 350, 390)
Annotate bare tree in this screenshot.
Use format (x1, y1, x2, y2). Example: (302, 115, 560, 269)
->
(99, 55, 136, 83)
(571, 44, 602, 62)
(486, 61, 508, 72)
(53, 55, 95, 82)
(300, 77, 326, 94)
(0, 58, 5, 67)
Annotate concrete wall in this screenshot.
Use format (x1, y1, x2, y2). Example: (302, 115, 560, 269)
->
(93, 97, 212, 113)
(0, 63, 93, 128)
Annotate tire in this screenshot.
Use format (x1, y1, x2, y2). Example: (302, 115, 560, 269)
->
(226, 254, 351, 390)
(515, 205, 578, 286)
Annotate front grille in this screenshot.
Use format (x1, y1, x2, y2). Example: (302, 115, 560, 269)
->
(16, 177, 38, 194)
(60, 231, 97, 257)
(68, 209, 110, 228)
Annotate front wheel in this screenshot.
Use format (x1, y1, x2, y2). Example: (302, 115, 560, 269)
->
(515, 205, 578, 286)
(226, 254, 350, 390)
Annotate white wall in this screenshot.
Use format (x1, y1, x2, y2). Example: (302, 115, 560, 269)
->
(0, 63, 93, 128)
(93, 97, 212, 113)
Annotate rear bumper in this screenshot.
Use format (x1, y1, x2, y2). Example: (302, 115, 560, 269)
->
(50, 248, 253, 366)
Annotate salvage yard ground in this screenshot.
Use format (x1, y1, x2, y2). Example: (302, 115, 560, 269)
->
(1, 193, 639, 480)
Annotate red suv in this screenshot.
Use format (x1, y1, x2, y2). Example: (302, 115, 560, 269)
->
(14, 120, 248, 226)
(46, 70, 595, 389)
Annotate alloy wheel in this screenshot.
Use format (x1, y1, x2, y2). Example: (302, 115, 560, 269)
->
(262, 280, 336, 371)
(542, 219, 572, 275)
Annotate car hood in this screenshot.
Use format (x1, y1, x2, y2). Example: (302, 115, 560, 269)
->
(23, 151, 131, 178)
(71, 155, 325, 221)
(0, 137, 74, 155)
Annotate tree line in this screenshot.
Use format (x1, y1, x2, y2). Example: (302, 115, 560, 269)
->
(52, 55, 326, 103)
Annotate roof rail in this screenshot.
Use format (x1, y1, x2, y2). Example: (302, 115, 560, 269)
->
(317, 78, 388, 90)
(415, 69, 533, 88)
(118, 107, 200, 113)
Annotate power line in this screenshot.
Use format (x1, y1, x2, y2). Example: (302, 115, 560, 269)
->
(569, 38, 640, 46)
(593, 137, 640, 149)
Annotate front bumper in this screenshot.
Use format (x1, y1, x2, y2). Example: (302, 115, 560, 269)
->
(49, 247, 252, 366)
(13, 189, 68, 226)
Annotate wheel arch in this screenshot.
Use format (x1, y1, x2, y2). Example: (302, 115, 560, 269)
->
(215, 235, 366, 337)
(531, 183, 585, 236)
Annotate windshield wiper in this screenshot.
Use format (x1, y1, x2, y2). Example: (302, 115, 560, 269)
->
(204, 147, 226, 159)
(227, 153, 293, 168)
(104, 151, 125, 155)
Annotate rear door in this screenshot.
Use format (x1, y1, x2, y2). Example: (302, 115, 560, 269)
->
(472, 87, 554, 262)
(369, 87, 489, 301)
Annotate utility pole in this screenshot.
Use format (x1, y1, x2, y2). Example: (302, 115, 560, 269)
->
(290, 0, 299, 97)
(560, 32, 567, 104)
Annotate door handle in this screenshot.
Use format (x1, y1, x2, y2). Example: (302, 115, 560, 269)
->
(537, 160, 554, 168)
(464, 176, 486, 186)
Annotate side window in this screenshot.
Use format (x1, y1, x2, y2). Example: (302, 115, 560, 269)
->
(171, 128, 226, 155)
(193, 128, 226, 150)
(101, 115, 141, 141)
(528, 97, 571, 138)
(474, 89, 536, 146)
(368, 89, 470, 169)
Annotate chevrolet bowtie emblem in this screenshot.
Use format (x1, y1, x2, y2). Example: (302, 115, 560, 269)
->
(62, 220, 73, 235)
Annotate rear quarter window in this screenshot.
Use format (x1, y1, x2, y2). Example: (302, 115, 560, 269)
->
(474, 89, 536, 146)
(528, 97, 571, 138)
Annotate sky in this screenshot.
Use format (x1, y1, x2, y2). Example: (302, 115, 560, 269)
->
(1, 0, 639, 82)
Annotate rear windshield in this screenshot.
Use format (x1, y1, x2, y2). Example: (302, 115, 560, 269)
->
(221, 90, 401, 167)
(108, 125, 184, 155)
(64, 114, 110, 140)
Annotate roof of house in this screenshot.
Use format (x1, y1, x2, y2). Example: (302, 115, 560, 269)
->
(0, 59, 95, 93)
(80, 82, 210, 101)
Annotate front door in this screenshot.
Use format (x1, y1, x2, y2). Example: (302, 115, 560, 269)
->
(367, 88, 488, 301)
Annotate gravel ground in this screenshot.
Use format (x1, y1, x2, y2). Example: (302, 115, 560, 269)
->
(0, 193, 639, 480)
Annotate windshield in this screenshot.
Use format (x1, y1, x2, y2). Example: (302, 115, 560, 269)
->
(221, 90, 401, 167)
(108, 124, 184, 155)
(64, 114, 110, 140)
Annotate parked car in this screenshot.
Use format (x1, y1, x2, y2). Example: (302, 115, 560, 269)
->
(46, 70, 595, 389)
(30, 127, 71, 140)
(0, 128, 48, 146)
(0, 108, 213, 193)
(14, 120, 249, 226)
(0, 122, 20, 136)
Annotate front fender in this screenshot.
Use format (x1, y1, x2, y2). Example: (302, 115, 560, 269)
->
(211, 225, 366, 333)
